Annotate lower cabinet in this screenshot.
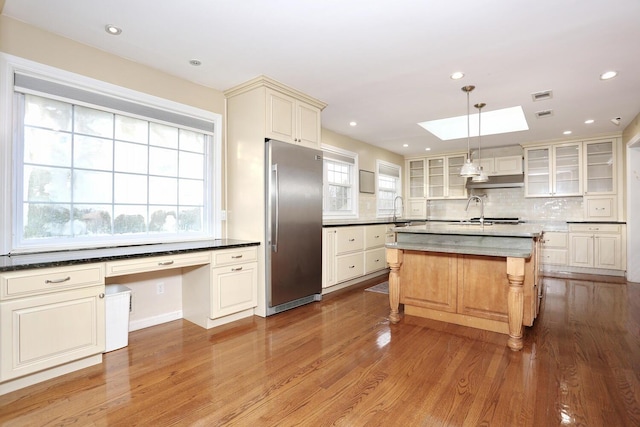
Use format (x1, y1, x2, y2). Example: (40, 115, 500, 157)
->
(210, 261, 258, 319)
(182, 246, 258, 328)
(0, 264, 106, 384)
(0, 286, 105, 382)
(569, 224, 622, 270)
(323, 224, 390, 291)
(541, 231, 568, 266)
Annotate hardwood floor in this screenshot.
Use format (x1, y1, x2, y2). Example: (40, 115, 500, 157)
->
(1, 274, 639, 426)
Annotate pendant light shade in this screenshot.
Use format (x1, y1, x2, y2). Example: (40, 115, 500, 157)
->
(460, 85, 480, 177)
(472, 102, 489, 183)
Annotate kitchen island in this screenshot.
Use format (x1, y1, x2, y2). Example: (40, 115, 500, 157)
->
(385, 222, 543, 351)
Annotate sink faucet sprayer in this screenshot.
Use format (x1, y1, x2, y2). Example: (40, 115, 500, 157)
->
(465, 195, 484, 224)
(393, 196, 404, 222)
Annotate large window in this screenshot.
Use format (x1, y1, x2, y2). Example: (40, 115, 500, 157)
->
(322, 146, 358, 218)
(1, 55, 221, 253)
(377, 160, 402, 217)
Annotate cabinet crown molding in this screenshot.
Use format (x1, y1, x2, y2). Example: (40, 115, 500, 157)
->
(224, 75, 327, 110)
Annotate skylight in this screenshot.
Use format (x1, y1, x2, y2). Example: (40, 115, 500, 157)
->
(418, 106, 529, 140)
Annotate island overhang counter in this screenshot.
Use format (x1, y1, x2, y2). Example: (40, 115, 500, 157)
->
(385, 222, 543, 351)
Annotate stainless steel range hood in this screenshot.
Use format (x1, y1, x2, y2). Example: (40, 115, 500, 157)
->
(466, 174, 524, 189)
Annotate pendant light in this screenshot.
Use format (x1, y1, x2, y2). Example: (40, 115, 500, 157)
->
(472, 102, 489, 183)
(459, 85, 480, 177)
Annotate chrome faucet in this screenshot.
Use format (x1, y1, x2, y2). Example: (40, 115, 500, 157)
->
(465, 195, 484, 224)
(393, 196, 404, 222)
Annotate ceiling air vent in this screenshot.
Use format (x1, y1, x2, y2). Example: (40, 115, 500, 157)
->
(531, 90, 553, 101)
(535, 109, 554, 119)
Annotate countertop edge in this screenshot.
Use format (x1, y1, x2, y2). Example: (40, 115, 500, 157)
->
(0, 239, 261, 272)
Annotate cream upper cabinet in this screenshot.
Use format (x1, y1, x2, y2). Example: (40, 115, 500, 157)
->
(583, 139, 616, 195)
(525, 143, 582, 197)
(266, 88, 322, 148)
(407, 159, 426, 198)
(473, 155, 523, 176)
(426, 154, 467, 200)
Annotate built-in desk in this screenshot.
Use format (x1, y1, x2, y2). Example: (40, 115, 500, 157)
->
(0, 239, 259, 395)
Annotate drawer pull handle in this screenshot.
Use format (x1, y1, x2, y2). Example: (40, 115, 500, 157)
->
(375, 259, 380, 262)
(348, 238, 355, 242)
(45, 276, 71, 284)
(374, 235, 380, 238)
(231, 255, 243, 259)
(158, 261, 175, 266)
(231, 267, 243, 272)
(349, 265, 355, 269)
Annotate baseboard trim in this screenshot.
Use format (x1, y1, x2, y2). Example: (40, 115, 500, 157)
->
(129, 310, 183, 332)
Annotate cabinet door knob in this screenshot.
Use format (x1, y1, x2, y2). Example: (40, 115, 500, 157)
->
(99, 293, 105, 299)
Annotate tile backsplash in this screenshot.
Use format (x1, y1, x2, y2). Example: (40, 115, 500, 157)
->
(357, 187, 584, 223)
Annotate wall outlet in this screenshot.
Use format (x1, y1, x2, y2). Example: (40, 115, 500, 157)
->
(156, 282, 165, 295)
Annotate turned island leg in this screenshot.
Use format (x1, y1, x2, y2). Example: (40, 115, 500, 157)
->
(386, 248, 403, 323)
(506, 257, 525, 351)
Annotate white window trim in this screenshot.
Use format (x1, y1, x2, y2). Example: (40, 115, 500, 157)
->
(376, 159, 402, 219)
(0, 53, 223, 254)
(321, 144, 359, 219)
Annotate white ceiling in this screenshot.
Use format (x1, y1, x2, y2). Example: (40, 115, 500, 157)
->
(3, 0, 640, 156)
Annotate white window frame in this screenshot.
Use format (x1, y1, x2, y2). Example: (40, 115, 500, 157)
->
(0, 53, 223, 254)
(321, 144, 358, 219)
(376, 160, 402, 218)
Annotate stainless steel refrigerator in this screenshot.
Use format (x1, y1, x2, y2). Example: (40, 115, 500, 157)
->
(265, 139, 323, 315)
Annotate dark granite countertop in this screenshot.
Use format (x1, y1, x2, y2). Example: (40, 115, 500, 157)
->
(0, 239, 260, 272)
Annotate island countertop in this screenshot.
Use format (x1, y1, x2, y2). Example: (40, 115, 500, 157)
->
(388, 222, 543, 259)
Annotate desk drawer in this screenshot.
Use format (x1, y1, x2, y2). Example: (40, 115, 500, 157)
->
(212, 247, 257, 267)
(1, 264, 104, 300)
(105, 252, 211, 277)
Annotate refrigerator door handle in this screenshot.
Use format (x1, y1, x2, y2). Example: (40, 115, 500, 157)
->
(271, 163, 279, 253)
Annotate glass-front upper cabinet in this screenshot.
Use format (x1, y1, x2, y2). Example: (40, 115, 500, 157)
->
(427, 158, 444, 198)
(407, 159, 425, 198)
(553, 143, 582, 196)
(447, 155, 467, 198)
(425, 154, 467, 199)
(525, 143, 582, 197)
(584, 140, 615, 194)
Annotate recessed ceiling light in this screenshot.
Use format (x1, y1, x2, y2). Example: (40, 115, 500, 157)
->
(563, 130, 572, 135)
(425, 148, 431, 151)
(450, 72, 464, 80)
(189, 59, 202, 66)
(402, 144, 409, 147)
(584, 119, 594, 124)
(418, 106, 529, 140)
(104, 24, 122, 35)
(600, 70, 618, 80)
(349, 121, 357, 127)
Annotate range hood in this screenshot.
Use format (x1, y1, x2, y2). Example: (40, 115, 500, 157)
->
(466, 174, 524, 189)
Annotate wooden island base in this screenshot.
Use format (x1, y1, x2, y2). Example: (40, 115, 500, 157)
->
(387, 248, 540, 351)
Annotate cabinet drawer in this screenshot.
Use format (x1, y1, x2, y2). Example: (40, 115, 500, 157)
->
(542, 231, 568, 248)
(336, 227, 364, 254)
(541, 249, 568, 265)
(569, 223, 620, 234)
(365, 248, 387, 274)
(212, 247, 257, 267)
(105, 252, 211, 277)
(364, 225, 387, 249)
(1, 264, 104, 300)
(584, 196, 616, 220)
(336, 253, 364, 283)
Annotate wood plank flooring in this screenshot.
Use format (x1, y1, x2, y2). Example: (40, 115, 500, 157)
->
(1, 274, 639, 426)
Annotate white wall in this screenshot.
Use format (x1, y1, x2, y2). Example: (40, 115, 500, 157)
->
(627, 141, 640, 283)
